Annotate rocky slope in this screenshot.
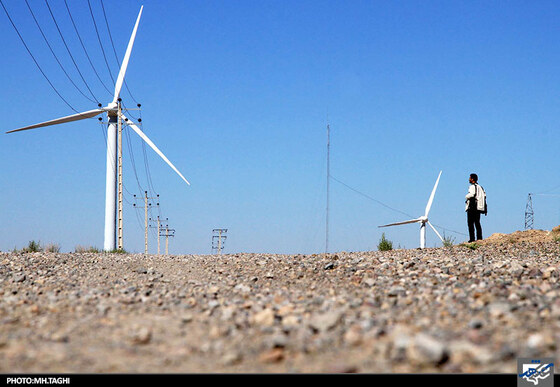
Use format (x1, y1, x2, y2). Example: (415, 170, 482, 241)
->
(1, 231, 559, 373)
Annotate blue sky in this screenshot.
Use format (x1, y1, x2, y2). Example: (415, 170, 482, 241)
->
(1, 0, 559, 254)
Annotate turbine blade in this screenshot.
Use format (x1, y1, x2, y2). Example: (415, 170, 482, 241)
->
(6, 108, 107, 133)
(379, 218, 422, 227)
(122, 114, 190, 186)
(113, 6, 143, 103)
(427, 221, 444, 242)
(424, 170, 442, 217)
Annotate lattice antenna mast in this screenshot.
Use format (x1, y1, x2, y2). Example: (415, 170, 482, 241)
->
(325, 123, 330, 255)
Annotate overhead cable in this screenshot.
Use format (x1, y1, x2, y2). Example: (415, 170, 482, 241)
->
(87, 0, 115, 85)
(63, 0, 113, 96)
(100, 0, 139, 104)
(330, 175, 467, 236)
(44, 0, 99, 104)
(25, 0, 97, 104)
(0, 0, 77, 112)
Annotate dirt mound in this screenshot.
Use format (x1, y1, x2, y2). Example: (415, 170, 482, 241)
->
(481, 226, 560, 244)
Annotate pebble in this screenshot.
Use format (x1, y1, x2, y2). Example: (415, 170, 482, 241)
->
(13, 273, 26, 283)
(0, 238, 559, 373)
(308, 310, 344, 333)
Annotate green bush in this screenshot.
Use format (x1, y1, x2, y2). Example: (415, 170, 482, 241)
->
(109, 248, 128, 254)
(442, 232, 455, 248)
(460, 242, 480, 250)
(23, 240, 42, 253)
(378, 233, 393, 251)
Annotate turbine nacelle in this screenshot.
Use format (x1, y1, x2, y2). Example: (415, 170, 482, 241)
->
(105, 102, 119, 111)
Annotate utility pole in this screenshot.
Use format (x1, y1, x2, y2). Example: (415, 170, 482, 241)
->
(117, 101, 124, 250)
(160, 224, 175, 255)
(150, 216, 167, 255)
(133, 191, 159, 254)
(525, 193, 534, 230)
(212, 229, 228, 255)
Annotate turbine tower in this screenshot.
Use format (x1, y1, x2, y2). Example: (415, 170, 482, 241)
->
(379, 171, 444, 249)
(6, 6, 190, 251)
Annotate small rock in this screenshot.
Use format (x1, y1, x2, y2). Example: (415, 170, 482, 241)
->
(131, 326, 152, 345)
(527, 333, 544, 349)
(259, 348, 284, 363)
(324, 263, 335, 270)
(181, 313, 194, 324)
(252, 309, 275, 327)
(309, 310, 343, 333)
(97, 303, 111, 316)
(410, 333, 449, 366)
(221, 351, 243, 366)
(363, 278, 375, 287)
(468, 319, 483, 330)
(387, 286, 406, 297)
(13, 273, 26, 283)
(282, 315, 299, 328)
(343, 326, 362, 346)
(207, 286, 219, 294)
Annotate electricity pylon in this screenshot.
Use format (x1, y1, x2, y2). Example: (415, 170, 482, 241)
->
(524, 193, 534, 230)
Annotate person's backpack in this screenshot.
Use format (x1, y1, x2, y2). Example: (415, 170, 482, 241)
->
(476, 184, 487, 216)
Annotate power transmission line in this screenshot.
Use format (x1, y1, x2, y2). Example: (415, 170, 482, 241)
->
(63, 0, 113, 96)
(330, 174, 466, 237)
(100, 0, 138, 104)
(25, 0, 97, 104)
(0, 0, 78, 112)
(44, 0, 99, 104)
(330, 175, 414, 219)
(87, 0, 115, 85)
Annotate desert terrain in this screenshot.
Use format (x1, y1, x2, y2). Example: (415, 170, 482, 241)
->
(1, 227, 559, 373)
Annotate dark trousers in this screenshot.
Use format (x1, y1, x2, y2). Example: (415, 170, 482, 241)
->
(467, 210, 482, 242)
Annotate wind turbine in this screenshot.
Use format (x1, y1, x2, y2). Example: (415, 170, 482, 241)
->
(6, 6, 190, 252)
(378, 171, 444, 249)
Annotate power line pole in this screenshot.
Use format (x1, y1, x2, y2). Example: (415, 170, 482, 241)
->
(160, 224, 175, 255)
(117, 101, 124, 251)
(525, 193, 534, 230)
(212, 229, 228, 255)
(150, 216, 167, 255)
(133, 191, 159, 254)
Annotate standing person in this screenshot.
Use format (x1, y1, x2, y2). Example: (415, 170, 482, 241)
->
(465, 173, 485, 242)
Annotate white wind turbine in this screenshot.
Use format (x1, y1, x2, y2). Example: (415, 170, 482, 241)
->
(6, 6, 189, 251)
(378, 171, 444, 249)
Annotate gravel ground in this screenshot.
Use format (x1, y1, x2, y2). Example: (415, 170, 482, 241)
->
(1, 233, 559, 373)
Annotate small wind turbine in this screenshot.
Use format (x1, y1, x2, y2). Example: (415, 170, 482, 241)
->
(6, 6, 190, 251)
(378, 171, 444, 249)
